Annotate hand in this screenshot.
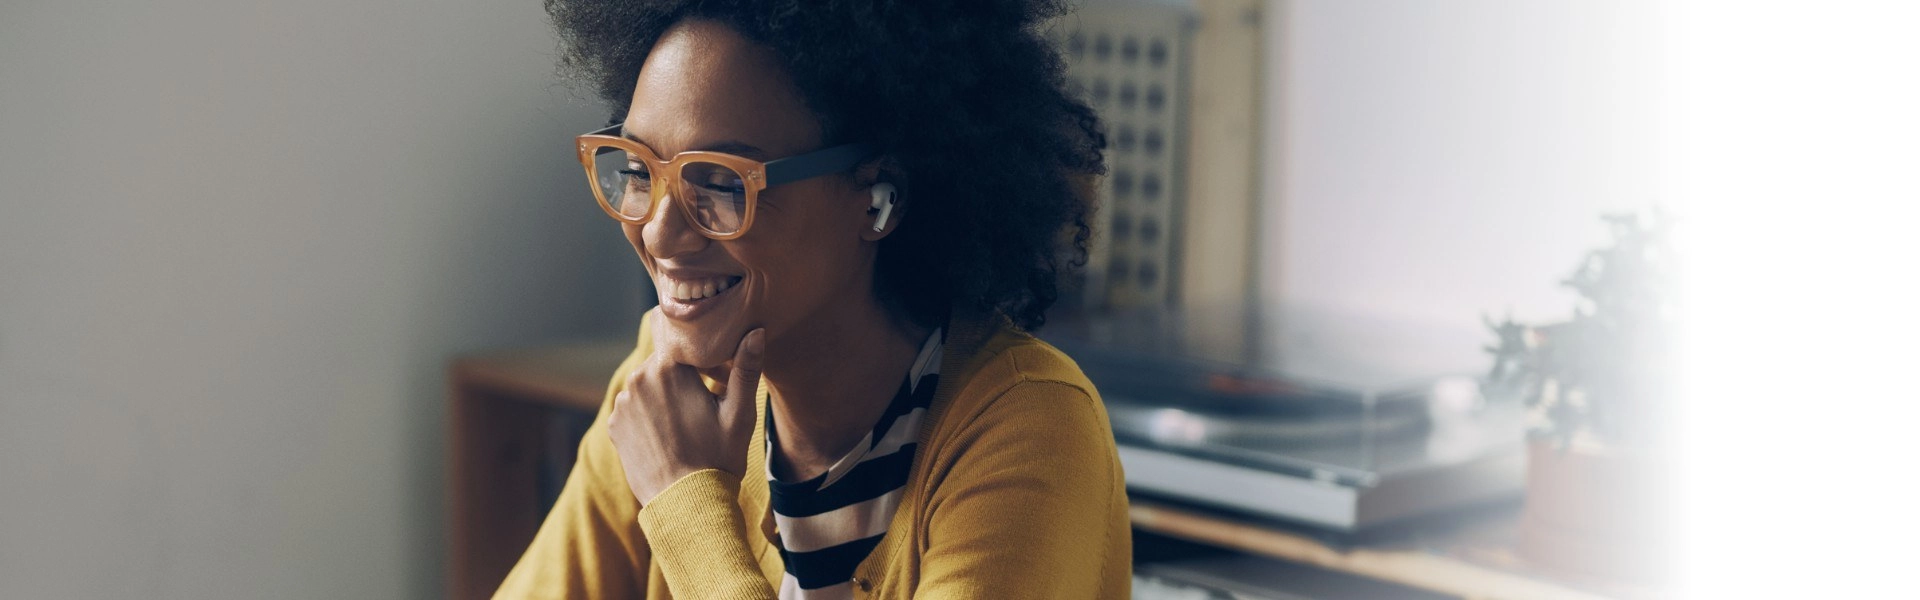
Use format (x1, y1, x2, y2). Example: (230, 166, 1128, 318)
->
(607, 321, 766, 507)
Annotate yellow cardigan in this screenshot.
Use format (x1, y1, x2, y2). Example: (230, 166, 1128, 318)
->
(494, 307, 1132, 599)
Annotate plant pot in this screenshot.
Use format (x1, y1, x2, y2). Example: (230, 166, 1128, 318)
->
(1519, 438, 1669, 584)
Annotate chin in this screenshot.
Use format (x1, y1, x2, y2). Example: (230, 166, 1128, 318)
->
(653, 318, 744, 369)
(649, 270, 757, 368)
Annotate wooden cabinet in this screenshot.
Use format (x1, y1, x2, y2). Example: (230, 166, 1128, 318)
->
(446, 340, 627, 600)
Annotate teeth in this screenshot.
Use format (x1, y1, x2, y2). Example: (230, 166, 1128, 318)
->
(664, 276, 739, 301)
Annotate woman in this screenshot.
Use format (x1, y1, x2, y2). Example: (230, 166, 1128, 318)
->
(496, 0, 1128, 598)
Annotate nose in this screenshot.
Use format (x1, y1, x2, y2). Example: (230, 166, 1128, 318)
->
(641, 182, 709, 260)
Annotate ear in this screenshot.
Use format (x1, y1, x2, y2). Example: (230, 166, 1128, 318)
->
(855, 156, 908, 242)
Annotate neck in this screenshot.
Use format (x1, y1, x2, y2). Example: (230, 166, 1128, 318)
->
(762, 292, 930, 482)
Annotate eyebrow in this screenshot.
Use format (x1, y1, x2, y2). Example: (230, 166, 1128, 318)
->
(620, 128, 768, 159)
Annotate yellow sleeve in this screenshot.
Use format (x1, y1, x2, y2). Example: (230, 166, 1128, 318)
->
(634, 470, 779, 599)
(492, 316, 658, 599)
(915, 380, 1132, 599)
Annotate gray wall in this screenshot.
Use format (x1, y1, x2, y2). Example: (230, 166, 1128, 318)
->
(1262, 0, 1661, 330)
(0, 1, 643, 597)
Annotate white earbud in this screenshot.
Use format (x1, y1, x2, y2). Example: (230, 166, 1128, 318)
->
(868, 183, 898, 233)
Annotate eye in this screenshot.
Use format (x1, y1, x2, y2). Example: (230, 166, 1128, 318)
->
(699, 180, 746, 195)
(682, 162, 747, 196)
(619, 168, 652, 191)
(700, 169, 735, 185)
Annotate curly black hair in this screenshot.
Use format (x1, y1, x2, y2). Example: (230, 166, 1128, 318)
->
(547, 0, 1105, 330)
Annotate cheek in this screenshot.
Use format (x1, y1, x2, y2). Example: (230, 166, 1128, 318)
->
(622, 224, 646, 254)
(624, 223, 661, 280)
(725, 189, 871, 330)
(731, 242, 784, 315)
(736, 231, 859, 314)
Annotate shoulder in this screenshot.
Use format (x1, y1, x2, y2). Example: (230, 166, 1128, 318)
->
(956, 326, 1100, 411)
(958, 319, 1096, 394)
(912, 322, 1126, 524)
(929, 324, 1115, 459)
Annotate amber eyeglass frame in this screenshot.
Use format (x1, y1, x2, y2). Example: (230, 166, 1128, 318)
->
(575, 125, 877, 240)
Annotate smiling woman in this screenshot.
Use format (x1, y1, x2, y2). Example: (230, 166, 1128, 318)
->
(493, 1, 1130, 599)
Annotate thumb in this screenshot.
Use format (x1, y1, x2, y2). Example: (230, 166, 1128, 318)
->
(721, 328, 766, 429)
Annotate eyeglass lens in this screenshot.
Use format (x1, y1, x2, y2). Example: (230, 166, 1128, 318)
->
(593, 149, 750, 234)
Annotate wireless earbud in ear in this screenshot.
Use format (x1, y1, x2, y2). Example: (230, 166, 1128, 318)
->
(868, 183, 898, 233)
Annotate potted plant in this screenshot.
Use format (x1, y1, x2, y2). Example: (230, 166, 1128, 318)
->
(1484, 212, 1675, 583)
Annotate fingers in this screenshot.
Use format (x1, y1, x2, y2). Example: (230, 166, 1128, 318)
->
(722, 329, 767, 415)
(609, 389, 629, 426)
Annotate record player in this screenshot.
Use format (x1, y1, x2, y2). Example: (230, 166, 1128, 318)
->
(1044, 303, 1525, 532)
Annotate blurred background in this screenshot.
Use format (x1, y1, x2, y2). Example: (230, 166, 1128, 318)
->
(1, 1, 643, 597)
(2, 0, 1914, 598)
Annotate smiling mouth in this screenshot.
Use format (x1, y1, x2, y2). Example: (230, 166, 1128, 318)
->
(662, 275, 743, 303)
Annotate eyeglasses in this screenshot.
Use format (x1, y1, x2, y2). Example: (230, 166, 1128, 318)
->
(575, 125, 876, 240)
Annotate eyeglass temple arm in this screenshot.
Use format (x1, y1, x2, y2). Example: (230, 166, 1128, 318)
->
(763, 143, 877, 186)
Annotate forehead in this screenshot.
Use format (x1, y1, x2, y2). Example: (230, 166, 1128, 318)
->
(623, 19, 821, 157)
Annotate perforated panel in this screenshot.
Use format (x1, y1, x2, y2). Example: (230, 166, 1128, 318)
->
(1048, 2, 1193, 311)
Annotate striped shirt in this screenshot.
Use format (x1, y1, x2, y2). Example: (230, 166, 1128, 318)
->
(765, 328, 944, 599)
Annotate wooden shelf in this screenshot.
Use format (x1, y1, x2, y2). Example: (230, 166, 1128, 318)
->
(450, 340, 631, 412)
(1129, 496, 1658, 600)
